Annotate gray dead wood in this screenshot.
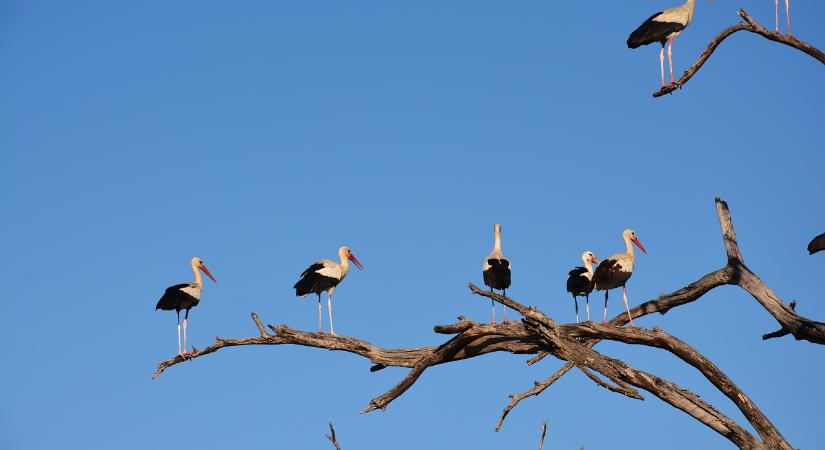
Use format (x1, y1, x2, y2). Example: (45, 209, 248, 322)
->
(151, 197, 816, 449)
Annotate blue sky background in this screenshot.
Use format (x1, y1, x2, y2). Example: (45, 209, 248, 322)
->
(2, 1, 824, 449)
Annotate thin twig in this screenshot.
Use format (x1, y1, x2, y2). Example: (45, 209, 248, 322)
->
(325, 422, 343, 450)
(538, 419, 548, 450)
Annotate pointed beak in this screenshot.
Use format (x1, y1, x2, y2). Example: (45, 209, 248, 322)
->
(631, 237, 648, 255)
(591, 256, 601, 265)
(199, 264, 218, 283)
(349, 253, 364, 270)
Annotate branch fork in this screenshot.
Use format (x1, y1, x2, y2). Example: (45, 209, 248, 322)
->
(152, 197, 819, 449)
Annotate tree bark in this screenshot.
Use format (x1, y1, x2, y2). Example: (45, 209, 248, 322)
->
(152, 197, 817, 449)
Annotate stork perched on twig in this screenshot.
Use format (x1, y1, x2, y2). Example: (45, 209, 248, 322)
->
(294, 246, 364, 335)
(482, 224, 511, 324)
(566, 251, 600, 323)
(627, 0, 700, 88)
(155, 257, 218, 356)
(593, 229, 647, 326)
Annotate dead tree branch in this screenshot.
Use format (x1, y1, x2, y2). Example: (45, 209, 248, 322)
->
(325, 422, 343, 450)
(538, 419, 548, 450)
(653, 9, 825, 98)
(151, 197, 817, 449)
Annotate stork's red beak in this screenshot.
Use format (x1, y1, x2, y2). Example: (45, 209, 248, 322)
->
(349, 253, 364, 270)
(632, 237, 648, 255)
(591, 256, 601, 265)
(200, 264, 218, 283)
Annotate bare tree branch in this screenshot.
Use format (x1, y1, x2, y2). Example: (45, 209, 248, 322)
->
(515, 197, 824, 424)
(150, 197, 817, 449)
(653, 9, 825, 98)
(715, 198, 825, 344)
(325, 422, 343, 450)
(470, 288, 764, 450)
(566, 323, 790, 449)
(538, 419, 548, 450)
(496, 363, 572, 432)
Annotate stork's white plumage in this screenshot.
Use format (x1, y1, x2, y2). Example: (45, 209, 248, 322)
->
(775, 0, 791, 35)
(482, 224, 511, 324)
(627, 0, 697, 88)
(566, 251, 600, 323)
(592, 229, 647, 326)
(155, 257, 218, 356)
(293, 246, 364, 335)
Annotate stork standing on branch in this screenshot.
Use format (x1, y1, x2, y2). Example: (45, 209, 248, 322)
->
(155, 257, 218, 356)
(592, 229, 647, 326)
(482, 224, 511, 324)
(627, 0, 699, 88)
(294, 246, 364, 335)
(566, 251, 600, 323)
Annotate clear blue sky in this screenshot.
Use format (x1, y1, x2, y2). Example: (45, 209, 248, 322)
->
(2, 1, 824, 449)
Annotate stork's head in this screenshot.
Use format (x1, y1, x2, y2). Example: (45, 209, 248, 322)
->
(340, 246, 364, 270)
(494, 223, 502, 234)
(623, 229, 647, 255)
(191, 256, 218, 282)
(582, 251, 600, 265)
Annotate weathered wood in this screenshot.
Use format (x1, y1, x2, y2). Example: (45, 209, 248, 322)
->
(653, 9, 825, 98)
(151, 197, 819, 449)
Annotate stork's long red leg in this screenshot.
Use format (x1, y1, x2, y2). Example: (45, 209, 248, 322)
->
(585, 294, 591, 322)
(327, 293, 335, 336)
(786, 0, 791, 36)
(775, 0, 780, 32)
(317, 294, 323, 334)
(668, 37, 675, 84)
(659, 44, 666, 88)
(183, 309, 190, 355)
(490, 298, 497, 325)
(176, 310, 182, 356)
(623, 286, 636, 327)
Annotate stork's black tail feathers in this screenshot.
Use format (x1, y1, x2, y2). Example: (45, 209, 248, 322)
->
(627, 13, 684, 49)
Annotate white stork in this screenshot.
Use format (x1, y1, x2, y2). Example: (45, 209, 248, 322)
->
(482, 223, 511, 324)
(293, 246, 364, 335)
(592, 229, 647, 326)
(627, 0, 698, 88)
(566, 251, 600, 323)
(155, 257, 218, 356)
(775, 0, 791, 35)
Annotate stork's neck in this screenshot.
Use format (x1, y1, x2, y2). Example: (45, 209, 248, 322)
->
(624, 234, 635, 259)
(191, 262, 202, 288)
(583, 256, 595, 275)
(685, 0, 696, 23)
(493, 229, 502, 253)
(338, 249, 350, 276)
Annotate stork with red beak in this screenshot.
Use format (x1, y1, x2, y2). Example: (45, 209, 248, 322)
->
(592, 229, 647, 326)
(155, 257, 218, 356)
(293, 246, 364, 335)
(566, 251, 600, 323)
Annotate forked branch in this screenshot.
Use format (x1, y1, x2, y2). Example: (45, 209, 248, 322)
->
(653, 9, 825, 97)
(152, 197, 817, 449)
